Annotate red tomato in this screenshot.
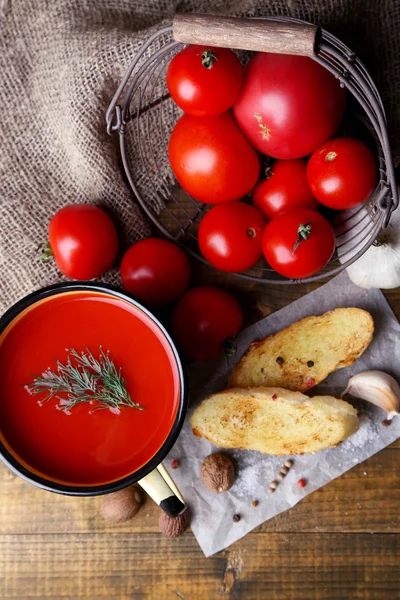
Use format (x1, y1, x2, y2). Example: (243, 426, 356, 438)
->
(252, 160, 319, 219)
(198, 202, 266, 272)
(120, 238, 191, 307)
(170, 286, 243, 361)
(166, 45, 243, 116)
(168, 112, 260, 204)
(262, 208, 335, 279)
(48, 204, 118, 280)
(233, 53, 346, 159)
(307, 137, 377, 210)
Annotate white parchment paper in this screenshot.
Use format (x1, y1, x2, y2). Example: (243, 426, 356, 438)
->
(166, 272, 400, 557)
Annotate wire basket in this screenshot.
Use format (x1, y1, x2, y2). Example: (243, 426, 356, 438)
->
(106, 13, 398, 284)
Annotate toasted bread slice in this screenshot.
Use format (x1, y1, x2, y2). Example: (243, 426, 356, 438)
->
(190, 387, 359, 455)
(229, 308, 374, 392)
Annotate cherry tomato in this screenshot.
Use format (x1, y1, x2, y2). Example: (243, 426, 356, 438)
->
(233, 53, 346, 159)
(170, 286, 243, 361)
(307, 137, 377, 210)
(262, 208, 335, 279)
(168, 111, 260, 204)
(120, 238, 191, 307)
(166, 45, 243, 116)
(252, 160, 319, 219)
(198, 202, 266, 272)
(48, 204, 118, 280)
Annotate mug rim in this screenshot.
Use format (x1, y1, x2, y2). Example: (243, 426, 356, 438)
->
(0, 282, 188, 496)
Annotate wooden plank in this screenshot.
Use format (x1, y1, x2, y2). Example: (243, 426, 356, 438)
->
(0, 532, 400, 600)
(1, 444, 400, 536)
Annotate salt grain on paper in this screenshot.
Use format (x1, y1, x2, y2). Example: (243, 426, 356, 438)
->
(166, 272, 400, 557)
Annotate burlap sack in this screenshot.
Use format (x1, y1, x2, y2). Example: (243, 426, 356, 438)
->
(1, 0, 399, 313)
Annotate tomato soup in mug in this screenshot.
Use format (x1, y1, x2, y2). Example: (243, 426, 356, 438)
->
(0, 290, 181, 487)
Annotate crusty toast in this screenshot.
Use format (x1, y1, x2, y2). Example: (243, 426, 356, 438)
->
(229, 308, 373, 392)
(190, 387, 359, 455)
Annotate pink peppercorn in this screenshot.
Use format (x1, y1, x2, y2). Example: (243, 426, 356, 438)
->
(306, 378, 315, 389)
(272, 394, 277, 400)
(382, 419, 391, 427)
(297, 478, 306, 488)
(170, 459, 180, 469)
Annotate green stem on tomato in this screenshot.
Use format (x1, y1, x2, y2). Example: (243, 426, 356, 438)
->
(292, 222, 313, 255)
(201, 49, 217, 69)
(39, 242, 54, 262)
(222, 337, 237, 358)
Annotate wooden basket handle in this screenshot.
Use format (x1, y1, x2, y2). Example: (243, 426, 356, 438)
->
(173, 14, 318, 57)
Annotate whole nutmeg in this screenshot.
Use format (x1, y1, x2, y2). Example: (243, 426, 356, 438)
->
(200, 453, 235, 493)
(100, 486, 141, 523)
(159, 508, 190, 538)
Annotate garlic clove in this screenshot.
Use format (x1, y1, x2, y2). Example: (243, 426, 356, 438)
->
(341, 370, 400, 420)
(336, 201, 400, 290)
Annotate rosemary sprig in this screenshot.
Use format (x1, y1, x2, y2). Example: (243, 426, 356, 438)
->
(25, 347, 144, 414)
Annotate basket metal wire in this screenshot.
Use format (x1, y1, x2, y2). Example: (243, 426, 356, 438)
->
(106, 15, 398, 284)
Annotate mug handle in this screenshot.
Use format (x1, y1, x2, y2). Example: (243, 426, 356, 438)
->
(138, 465, 186, 517)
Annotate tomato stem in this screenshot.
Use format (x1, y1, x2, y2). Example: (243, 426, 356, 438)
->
(39, 242, 54, 262)
(264, 157, 273, 179)
(264, 166, 273, 179)
(222, 337, 237, 358)
(292, 222, 312, 254)
(201, 49, 217, 69)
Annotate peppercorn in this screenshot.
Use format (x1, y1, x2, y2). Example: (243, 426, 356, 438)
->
(268, 480, 278, 493)
(252, 500, 259, 507)
(382, 419, 392, 427)
(277, 459, 293, 481)
(307, 361, 314, 368)
(297, 478, 306, 488)
(170, 459, 180, 469)
(233, 514, 241, 522)
(276, 356, 284, 365)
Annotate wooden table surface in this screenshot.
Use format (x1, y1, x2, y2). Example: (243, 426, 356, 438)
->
(1, 269, 400, 600)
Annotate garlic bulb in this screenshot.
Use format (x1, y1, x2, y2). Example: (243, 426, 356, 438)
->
(341, 370, 400, 420)
(337, 200, 400, 289)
